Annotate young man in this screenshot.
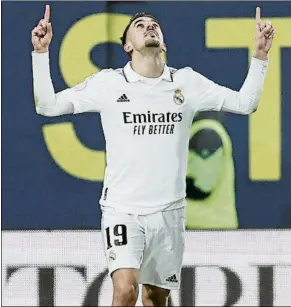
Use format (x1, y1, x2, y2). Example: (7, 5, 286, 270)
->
(31, 5, 274, 306)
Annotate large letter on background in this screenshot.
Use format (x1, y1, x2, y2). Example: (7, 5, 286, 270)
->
(206, 18, 291, 181)
(43, 13, 167, 181)
(42, 13, 130, 181)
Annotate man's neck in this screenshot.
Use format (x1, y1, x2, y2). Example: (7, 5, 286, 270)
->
(131, 53, 164, 78)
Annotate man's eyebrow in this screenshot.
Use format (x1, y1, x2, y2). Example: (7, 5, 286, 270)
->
(133, 18, 158, 26)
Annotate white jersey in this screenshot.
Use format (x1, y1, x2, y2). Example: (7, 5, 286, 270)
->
(32, 53, 268, 214)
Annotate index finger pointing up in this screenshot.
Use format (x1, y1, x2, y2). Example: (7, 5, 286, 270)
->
(256, 7, 261, 24)
(44, 5, 50, 23)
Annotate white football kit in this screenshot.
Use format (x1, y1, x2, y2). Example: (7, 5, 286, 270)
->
(32, 52, 268, 289)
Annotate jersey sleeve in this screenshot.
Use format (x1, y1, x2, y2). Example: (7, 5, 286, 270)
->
(186, 68, 228, 112)
(186, 57, 269, 115)
(32, 51, 110, 116)
(56, 72, 108, 114)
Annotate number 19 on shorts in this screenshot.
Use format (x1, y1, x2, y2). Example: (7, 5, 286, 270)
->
(105, 224, 128, 249)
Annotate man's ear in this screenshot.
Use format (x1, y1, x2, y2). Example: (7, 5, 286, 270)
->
(124, 42, 133, 54)
(162, 43, 167, 53)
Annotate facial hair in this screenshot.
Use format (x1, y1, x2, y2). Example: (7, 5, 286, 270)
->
(145, 38, 160, 48)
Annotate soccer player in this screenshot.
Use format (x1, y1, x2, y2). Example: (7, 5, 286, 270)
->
(31, 5, 275, 306)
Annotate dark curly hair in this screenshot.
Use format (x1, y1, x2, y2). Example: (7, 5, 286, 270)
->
(120, 12, 161, 57)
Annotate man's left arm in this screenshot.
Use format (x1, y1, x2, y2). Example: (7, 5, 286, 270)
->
(195, 7, 275, 115)
(221, 56, 268, 115)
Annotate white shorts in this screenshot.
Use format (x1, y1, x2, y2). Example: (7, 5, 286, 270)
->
(101, 204, 186, 290)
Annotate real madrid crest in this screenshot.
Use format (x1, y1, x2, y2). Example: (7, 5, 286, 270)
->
(109, 250, 116, 261)
(173, 89, 184, 105)
(73, 79, 88, 92)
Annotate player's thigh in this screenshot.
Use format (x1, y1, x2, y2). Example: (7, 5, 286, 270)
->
(140, 207, 186, 290)
(101, 208, 145, 276)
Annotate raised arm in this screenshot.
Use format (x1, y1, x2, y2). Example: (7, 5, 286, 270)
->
(192, 7, 275, 115)
(31, 5, 74, 116)
(222, 7, 275, 114)
(31, 5, 106, 117)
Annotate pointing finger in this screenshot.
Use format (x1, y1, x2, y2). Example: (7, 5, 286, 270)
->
(46, 23, 53, 35)
(44, 4, 50, 23)
(256, 7, 261, 25)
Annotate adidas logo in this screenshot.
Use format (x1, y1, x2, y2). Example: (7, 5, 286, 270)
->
(166, 274, 178, 283)
(117, 94, 130, 102)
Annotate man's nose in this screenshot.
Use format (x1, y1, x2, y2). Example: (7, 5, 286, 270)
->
(146, 24, 155, 30)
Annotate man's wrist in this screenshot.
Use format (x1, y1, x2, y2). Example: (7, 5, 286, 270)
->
(33, 48, 49, 53)
(253, 51, 268, 61)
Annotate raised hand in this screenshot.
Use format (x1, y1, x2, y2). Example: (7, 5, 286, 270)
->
(31, 5, 53, 53)
(254, 7, 275, 60)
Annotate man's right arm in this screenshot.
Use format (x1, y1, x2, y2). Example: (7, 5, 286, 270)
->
(31, 5, 106, 117)
(32, 51, 74, 116)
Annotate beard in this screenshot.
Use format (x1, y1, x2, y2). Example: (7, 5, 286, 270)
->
(145, 38, 160, 48)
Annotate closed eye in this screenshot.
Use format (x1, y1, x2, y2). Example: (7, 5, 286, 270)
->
(136, 23, 144, 28)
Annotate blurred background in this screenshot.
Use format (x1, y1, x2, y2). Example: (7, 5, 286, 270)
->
(2, 1, 291, 306)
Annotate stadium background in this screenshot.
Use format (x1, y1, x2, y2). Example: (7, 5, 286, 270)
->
(2, 1, 291, 306)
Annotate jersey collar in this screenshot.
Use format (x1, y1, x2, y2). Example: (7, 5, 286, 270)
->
(122, 62, 173, 83)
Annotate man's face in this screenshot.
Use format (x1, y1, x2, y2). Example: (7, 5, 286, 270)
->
(124, 17, 165, 54)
